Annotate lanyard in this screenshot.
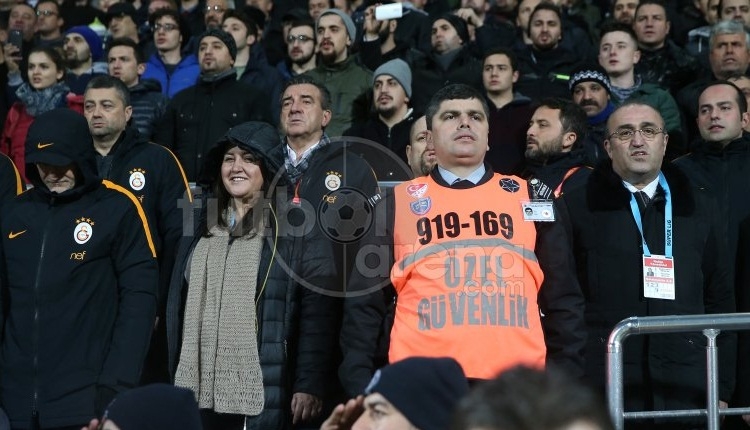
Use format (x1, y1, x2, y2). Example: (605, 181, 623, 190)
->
(553, 166, 582, 198)
(628, 173, 673, 257)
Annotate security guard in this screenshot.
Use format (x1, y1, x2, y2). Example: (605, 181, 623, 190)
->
(342, 84, 586, 388)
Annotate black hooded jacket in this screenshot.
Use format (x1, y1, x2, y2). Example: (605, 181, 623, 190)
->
(165, 122, 339, 429)
(96, 126, 191, 308)
(0, 109, 158, 428)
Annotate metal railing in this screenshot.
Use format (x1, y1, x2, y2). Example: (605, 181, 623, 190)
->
(607, 313, 750, 430)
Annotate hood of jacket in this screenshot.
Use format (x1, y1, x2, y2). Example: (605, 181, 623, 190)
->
(25, 108, 100, 199)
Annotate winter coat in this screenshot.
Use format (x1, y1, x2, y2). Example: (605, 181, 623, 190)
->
(165, 194, 338, 430)
(556, 162, 736, 419)
(0, 153, 22, 209)
(486, 93, 535, 175)
(673, 133, 750, 267)
(154, 71, 272, 181)
(305, 57, 373, 138)
(0, 110, 158, 429)
(635, 40, 703, 94)
(237, 55, 284, 126)
(521, 149, 591, 198)
(344, 113, 417, 181)
(410, 46, 483, 115)
(142, 53, 200, 99)
(96, 126, 191, 306)
(514, 44, 582, 100)
(129, 79, 169, 140)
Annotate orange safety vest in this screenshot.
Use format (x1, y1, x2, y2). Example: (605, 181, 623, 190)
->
(389, 173, 547, 379)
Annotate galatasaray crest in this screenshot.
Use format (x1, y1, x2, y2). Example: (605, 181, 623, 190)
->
(129, 168, 146, 191)
(74, 217, 94, 245)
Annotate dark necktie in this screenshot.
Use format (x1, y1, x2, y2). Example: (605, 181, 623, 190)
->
(451, 179, 474, 189)
(635, 191, 650, 215)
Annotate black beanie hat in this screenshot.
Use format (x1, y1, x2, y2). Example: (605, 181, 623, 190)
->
(568, 63, 613, 95)
(105, 384, 201, 430)
(200, 28, 238, 61)
(364, 357, 469, 430)
(436, 14, 470, 45)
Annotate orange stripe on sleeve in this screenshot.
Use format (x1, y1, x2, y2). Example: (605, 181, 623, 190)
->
(155, 144, 193, 203)
(102, 180, 158, 257)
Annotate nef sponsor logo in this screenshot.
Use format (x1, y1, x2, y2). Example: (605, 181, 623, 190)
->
(70, 251, 87, 261)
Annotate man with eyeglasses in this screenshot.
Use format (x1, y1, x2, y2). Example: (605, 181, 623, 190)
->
(556, 101, 735, 429)
(277, 17, 317, 81)
(204, 0, 229, 30)
(141, 8, 200, 98)
(33, 0, 64, 49)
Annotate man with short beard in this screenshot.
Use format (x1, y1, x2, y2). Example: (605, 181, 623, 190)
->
(305, 8, 371, 137)
(345, 59, 416, 181)
(204, 0, 229, 30)
(522, 98, 590, 198)
(514, 4, 582, 100)
(62, 26, 108, 94)
(276, 17, 317, 81)
(155, 29, 271, 180)
(612, 0, 639, 24)
(405, 115, 437, 177)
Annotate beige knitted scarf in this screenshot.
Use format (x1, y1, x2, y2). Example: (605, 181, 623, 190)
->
(175, 224, 265, 415)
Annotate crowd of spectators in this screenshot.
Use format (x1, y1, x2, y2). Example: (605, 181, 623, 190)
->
(1, 0, 750, 428)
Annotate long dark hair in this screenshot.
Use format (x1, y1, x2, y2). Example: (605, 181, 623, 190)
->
(207, 142, 271, 237)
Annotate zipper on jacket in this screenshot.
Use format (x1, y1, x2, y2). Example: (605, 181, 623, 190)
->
(31, 209, 53, 422)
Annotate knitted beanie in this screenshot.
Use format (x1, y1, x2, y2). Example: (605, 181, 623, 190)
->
(364, 357, 469, 430)
(373, 59, 412, 98)
(568, 63, 613, 95)
(199, 28, 238, 61)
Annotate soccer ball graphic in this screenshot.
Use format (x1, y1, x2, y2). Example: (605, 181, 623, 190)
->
(318, 187, 373, 243)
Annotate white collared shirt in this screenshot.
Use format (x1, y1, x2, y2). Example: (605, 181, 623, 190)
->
(623, 176, 660, 198)
(438, 164, 486, 185)
(286, 141, 321, 167)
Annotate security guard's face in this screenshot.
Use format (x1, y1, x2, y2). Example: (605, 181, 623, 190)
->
(428, 97, 489, 171)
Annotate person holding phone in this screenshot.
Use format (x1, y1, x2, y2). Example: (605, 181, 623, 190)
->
(0, 46, 82, 181)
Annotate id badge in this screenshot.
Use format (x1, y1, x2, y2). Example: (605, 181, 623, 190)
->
(643, 255, 675, 300)
(521, 200, 555, 222)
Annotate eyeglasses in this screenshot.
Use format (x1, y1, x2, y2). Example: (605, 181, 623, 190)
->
(608, 127, 664, 142)
(286, 34, 314, 44)
(36, 9, 57, 16)
(153, 23, 178, 32)
(205, 5, 225, 12)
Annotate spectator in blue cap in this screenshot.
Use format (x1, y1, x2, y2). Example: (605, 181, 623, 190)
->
(63, 25, 108, 94)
